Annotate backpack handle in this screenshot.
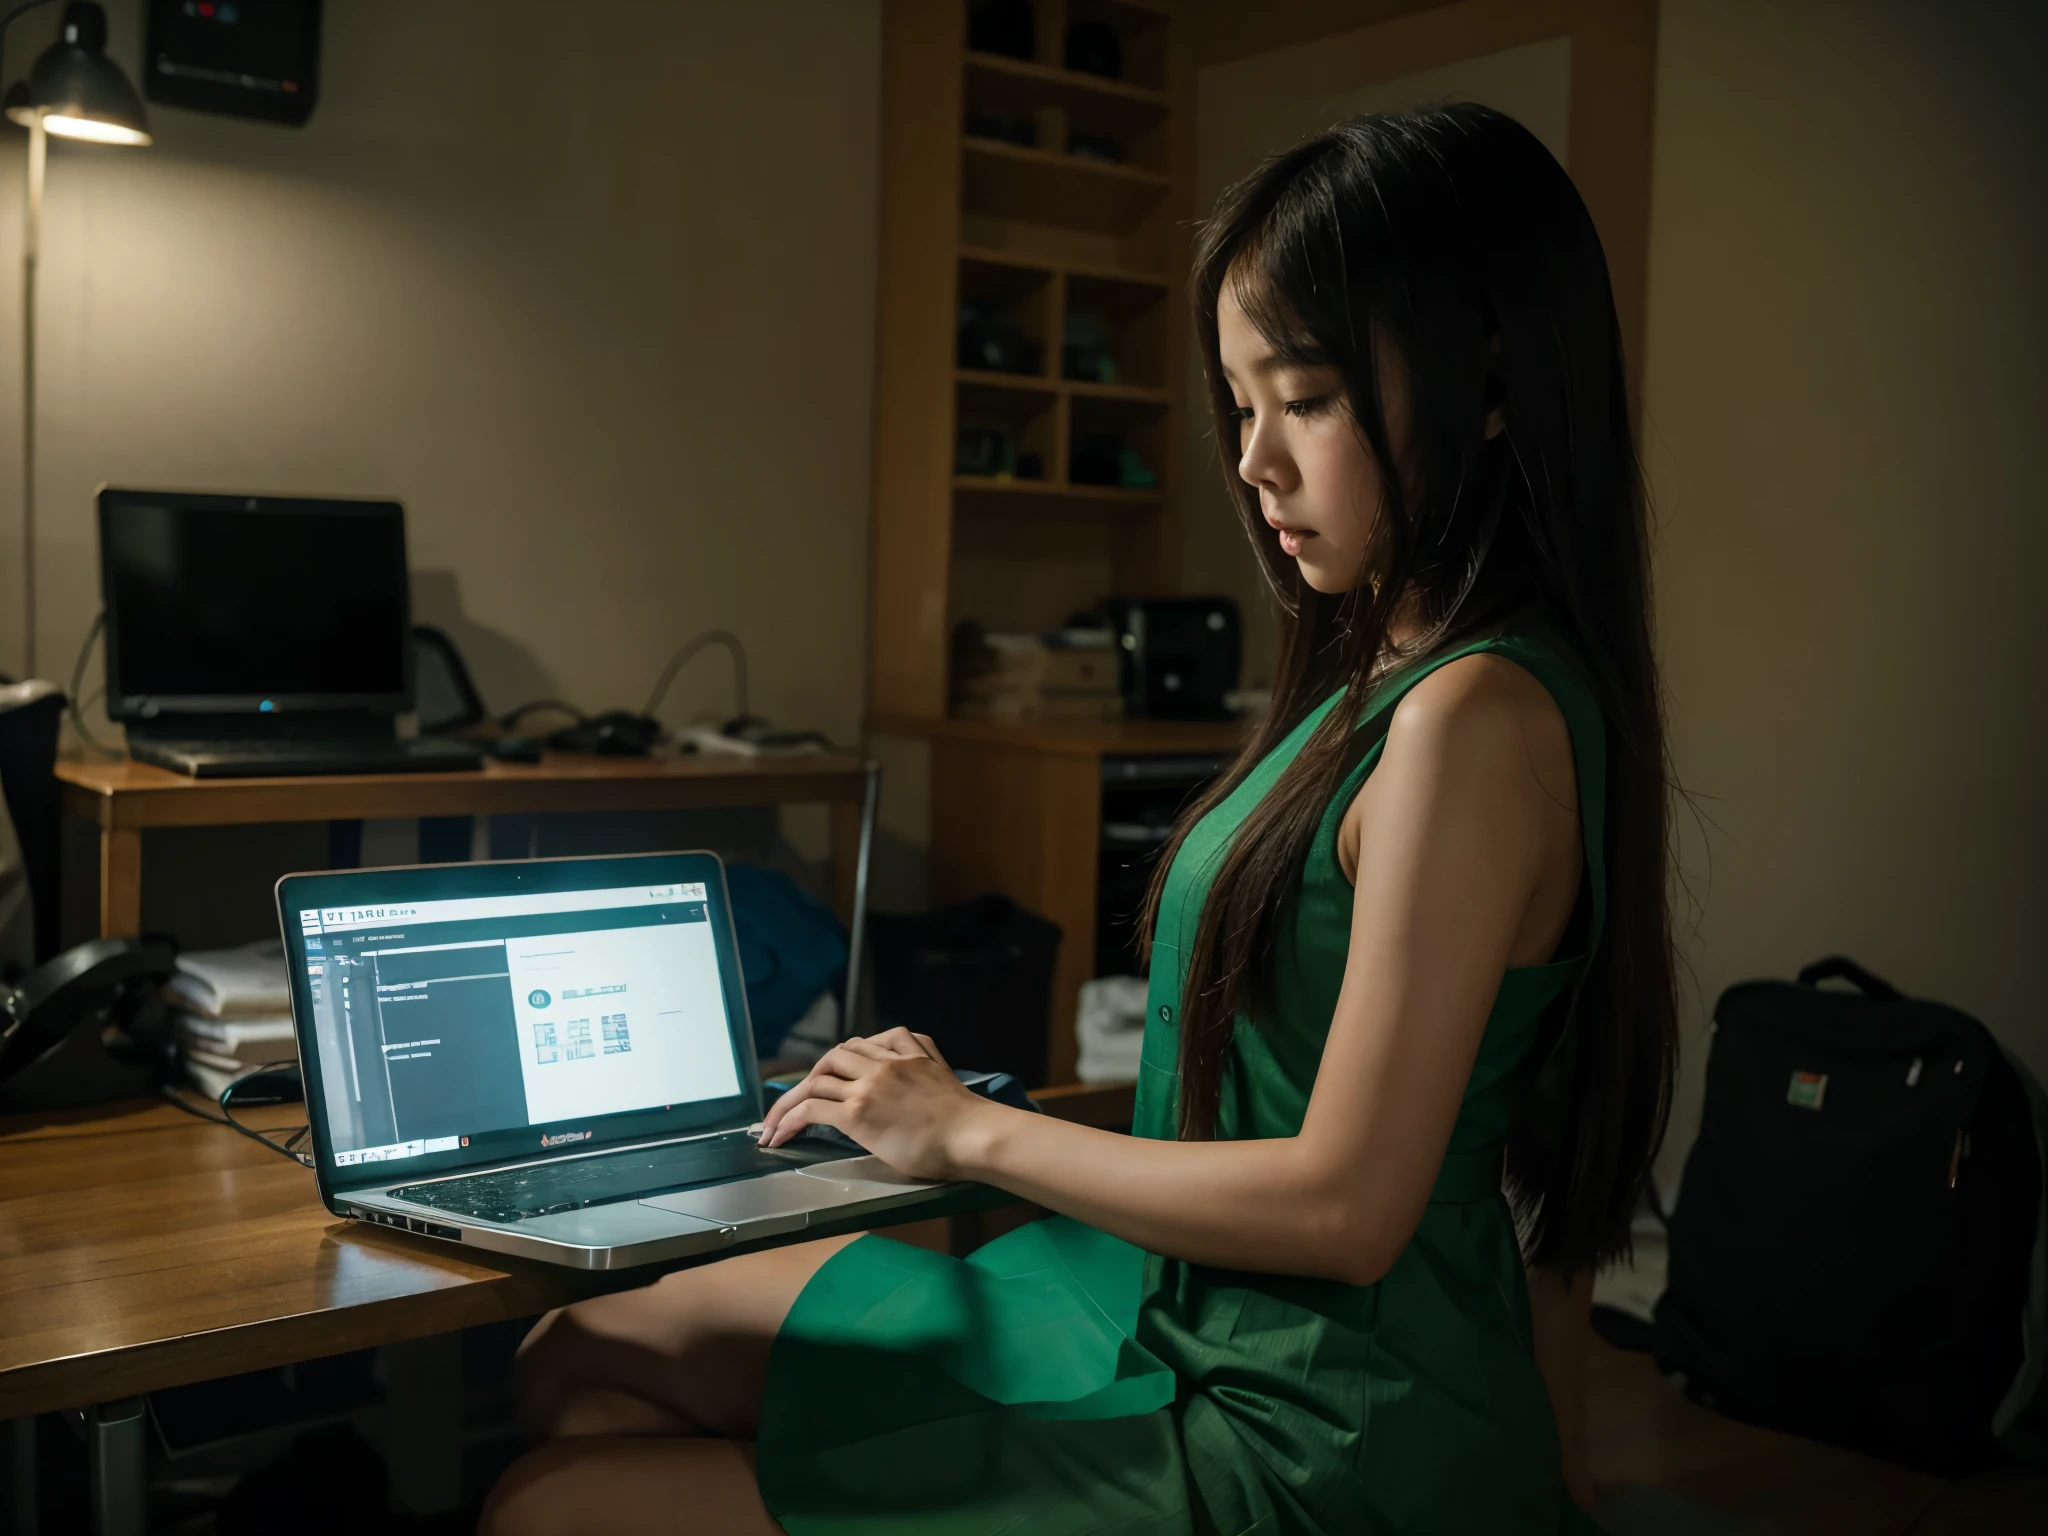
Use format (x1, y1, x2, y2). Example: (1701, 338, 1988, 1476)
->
(1796, 956, 1903, 1001)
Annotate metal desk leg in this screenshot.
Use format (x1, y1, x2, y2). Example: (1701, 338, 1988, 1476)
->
(2, 1417, 35, 1536)
(378, 1335, 463, 1516)
(832, 763, 881, 1040)
(86, 1399, 145, 1536)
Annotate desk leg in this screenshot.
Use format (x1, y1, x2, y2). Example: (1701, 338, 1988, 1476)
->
(86, 1399, 145, 1536)
(3, 1417, 34, 1536)
(378, 1335, 462, 1516)
(98, 829, 142, 940)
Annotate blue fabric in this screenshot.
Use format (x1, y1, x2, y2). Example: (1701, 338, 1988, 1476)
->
(726, 862, 847, 1056)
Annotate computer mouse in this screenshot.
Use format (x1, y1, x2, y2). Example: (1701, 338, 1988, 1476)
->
(487, 736, 545, 763)
(546, 711, 664, 756)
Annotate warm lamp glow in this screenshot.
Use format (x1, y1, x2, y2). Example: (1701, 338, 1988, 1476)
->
(40, 111, 148, 145)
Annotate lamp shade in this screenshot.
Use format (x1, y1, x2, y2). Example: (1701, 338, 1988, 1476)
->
(3, 2, 149, 145)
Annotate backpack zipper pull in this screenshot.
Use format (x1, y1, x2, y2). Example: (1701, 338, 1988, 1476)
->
(1948, 1128, 1964, 1189)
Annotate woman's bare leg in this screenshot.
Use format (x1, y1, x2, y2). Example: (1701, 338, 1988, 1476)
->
(515, 1232, 859, 1441)
(481, 1437, 780, 1536)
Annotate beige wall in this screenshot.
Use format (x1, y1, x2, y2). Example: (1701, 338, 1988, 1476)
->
(5, 1, 881, 942)
(1648, 0, 2048, 1170)
(5, 0, 879, 755)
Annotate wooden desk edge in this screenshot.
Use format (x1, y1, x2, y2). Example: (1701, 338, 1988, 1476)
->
(869, 714, 1246, 758)
(57, 753, 870, 831)
(0, 1261, 587, 1422)
(1032, 1080, 1136, 1128)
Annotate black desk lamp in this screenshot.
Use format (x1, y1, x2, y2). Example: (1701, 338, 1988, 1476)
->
(0, 0, 149, 678)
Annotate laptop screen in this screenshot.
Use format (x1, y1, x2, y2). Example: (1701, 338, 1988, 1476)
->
(278, 853, 760, 1194)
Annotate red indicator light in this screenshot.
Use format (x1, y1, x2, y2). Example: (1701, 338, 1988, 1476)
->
(198, 2, 213, 15)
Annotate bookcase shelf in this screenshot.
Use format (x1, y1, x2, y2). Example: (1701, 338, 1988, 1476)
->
(870, 0, 1189, 726)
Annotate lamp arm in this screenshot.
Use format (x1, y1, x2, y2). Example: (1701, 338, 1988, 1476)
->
(3, 0, 48, 680)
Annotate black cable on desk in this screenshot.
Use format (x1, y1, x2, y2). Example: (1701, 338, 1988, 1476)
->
(160, 1062, 315, 1169)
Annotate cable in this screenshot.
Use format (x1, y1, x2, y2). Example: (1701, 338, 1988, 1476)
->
(160, 1060, 315, 1168)
(642, 629, 748, 722)
(65, 611, 121, 758)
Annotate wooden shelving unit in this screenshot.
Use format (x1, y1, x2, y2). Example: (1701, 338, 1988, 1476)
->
(869, 0, 1191, 722)
(869, 0, 1214, 1088)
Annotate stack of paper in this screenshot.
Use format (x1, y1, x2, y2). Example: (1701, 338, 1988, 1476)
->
(166, 938, 297, 1099)
(952, 631, 1122, 720)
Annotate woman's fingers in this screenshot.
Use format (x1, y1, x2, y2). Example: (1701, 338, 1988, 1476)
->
(910, 1031, 949, 1068)
(765, 1089, 851, 1148)
(834, 1036, 899, 1062)
(867, 1026, 938, 1060)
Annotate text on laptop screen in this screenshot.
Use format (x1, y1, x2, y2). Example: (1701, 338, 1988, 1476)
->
(295, 883, 739, 1168)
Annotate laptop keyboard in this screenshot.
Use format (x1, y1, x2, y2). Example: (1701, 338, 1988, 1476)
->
(385, 1131, 854, 1224)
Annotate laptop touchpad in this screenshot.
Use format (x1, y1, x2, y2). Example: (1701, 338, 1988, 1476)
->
(640, 1170, 871, 1226)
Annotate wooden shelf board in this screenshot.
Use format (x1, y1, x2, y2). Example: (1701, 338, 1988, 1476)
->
(958, 244, 1170, 289)
(957, 367, 1060, 396)
(1031, 1080, 1137, 1127)
(964, 50, 1171, 115)
(964, 136, 1169, 189)
(1068, 378, 1170, 405)
(963, 137, 1171, 235)
(870, 713, 1247, 758)
(956, 371, 1169, 405)
(952, 476, 1163, 517)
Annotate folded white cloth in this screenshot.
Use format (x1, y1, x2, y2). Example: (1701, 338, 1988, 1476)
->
(1076, 975, 1147, 1085)
(165, 938, 290, 1018)
(176, 1010, 297, 1064)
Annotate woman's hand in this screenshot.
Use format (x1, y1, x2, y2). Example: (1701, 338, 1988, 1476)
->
(757, 1027, 998, 1181)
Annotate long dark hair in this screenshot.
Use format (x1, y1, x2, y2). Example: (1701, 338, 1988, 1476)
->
(1143, 105, 1675, 1271)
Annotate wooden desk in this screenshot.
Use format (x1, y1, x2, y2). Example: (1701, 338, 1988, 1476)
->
(0, 1092, 1113, 1532)
(0, 1085, 1129, 1417)
(56, 752, 873, 939)
(0, 1098, 601, 1424)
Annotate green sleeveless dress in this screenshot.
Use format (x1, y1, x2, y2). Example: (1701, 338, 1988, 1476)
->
(758, 630, 1607, 1535)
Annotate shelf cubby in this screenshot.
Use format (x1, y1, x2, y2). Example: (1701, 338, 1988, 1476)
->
(957, 255, 1057, 379)
(962, 137, 1171, 236)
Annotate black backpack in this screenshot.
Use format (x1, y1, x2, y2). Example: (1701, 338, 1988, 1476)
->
(1654, 958, 2048, 1475)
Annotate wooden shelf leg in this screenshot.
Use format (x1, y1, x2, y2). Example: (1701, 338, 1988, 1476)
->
(98, 828, 141, 940)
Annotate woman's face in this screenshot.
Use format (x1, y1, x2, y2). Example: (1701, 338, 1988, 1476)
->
(1217, 281, 1402, 596)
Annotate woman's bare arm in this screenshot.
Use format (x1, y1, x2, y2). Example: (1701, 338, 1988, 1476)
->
(761, 657, 1581, 1287)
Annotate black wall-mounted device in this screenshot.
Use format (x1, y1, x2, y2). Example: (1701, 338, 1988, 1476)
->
(144, 0, 321, 126)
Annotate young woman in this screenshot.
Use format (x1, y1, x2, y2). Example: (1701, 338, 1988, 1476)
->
(484, 103, 1676, 1536)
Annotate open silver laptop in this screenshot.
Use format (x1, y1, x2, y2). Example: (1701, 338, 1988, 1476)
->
(276, 851, 957, 1269)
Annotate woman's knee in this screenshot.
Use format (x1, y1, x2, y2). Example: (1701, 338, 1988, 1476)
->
(482, 1435, 778, 1536)
(513, 1237, 857, 1442)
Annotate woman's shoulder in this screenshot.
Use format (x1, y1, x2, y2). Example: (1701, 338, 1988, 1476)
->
(1387, 649, 1573, 781)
